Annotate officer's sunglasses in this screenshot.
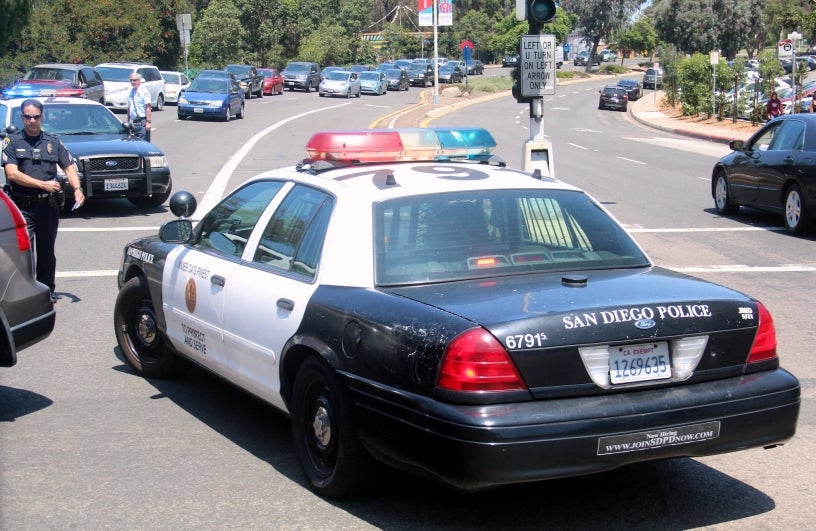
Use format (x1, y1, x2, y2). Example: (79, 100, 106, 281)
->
(21, 114, 42, 121)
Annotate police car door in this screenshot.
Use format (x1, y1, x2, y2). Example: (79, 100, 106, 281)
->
(162, 181, 286, 372)
(220, 184, 333, 411)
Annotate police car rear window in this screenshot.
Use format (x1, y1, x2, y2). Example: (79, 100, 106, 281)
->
(374, 189, 648, 285)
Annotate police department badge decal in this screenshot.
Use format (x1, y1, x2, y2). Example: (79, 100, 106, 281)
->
(47, 143, 53, 154)
(185, 278, 196, 313)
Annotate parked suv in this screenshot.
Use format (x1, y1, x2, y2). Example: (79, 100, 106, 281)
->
(599, 50, 618, 62)
(643, 67, 664, 89)
(0, 191, 55, 367)
(1, 64, 105, 104)
(0, 97, 173, 209)
(281, 62, 321, 92)
(223, 64, 264, 99)
(95, 62, 166, 112)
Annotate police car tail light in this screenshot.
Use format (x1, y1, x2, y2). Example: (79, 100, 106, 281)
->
(304, 128, 496, 163)
(0, 192, 31, 252)
(437, 328, 526, 392)
(748, 302, 777, 363)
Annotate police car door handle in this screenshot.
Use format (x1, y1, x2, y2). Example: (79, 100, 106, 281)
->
(277, 298, 294, 312)
(211, 275, 226, 287)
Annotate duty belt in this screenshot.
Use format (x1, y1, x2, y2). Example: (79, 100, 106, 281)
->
(11, 190, 63, 209)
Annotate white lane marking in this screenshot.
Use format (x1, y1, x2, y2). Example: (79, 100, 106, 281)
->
(58, 270, 118, 277)
(625, 226, 783, 233)
(59, 227, 157, 232)
(197, 103, 351, 214)
(617, 157, 646, 164)
(673, 265, 816, 273)
(567, 143, 589, 149)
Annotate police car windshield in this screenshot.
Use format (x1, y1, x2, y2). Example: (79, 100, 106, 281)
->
(10, 104, 127, 135)
(375, 189, 649, 286)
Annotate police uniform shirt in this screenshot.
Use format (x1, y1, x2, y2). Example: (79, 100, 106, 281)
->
(128, 85, 151, 121)
(2, 131, 74, 194)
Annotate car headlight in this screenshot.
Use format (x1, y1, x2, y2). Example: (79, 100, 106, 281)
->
(148, 155, 168, 168)
(179, 95, 188, 104)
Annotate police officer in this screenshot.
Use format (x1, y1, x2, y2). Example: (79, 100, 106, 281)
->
(127, 74, 152, 141)
(1, 98, 84, 300)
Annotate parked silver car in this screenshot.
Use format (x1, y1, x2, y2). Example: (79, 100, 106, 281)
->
(0, 191, 55, 367)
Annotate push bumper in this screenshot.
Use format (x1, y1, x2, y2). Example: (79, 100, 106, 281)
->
(346, 368, 800, 491)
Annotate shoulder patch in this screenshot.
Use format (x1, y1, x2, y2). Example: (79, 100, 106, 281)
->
(2, 137, 9, 151)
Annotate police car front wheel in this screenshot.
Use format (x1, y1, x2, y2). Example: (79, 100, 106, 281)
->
(114, 276, 185, 378)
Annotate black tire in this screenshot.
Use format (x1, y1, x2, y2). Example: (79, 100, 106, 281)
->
(114, 276, 184, 378)
(237, 102, 245, 119)
(224, 105, 232, 122)
(155, 94, 165, 111)
(305, 82, 312, 93)
(714, 171, 739, 215)
(290, 356, 377, 498)
(784, 183, 811, 234)
(128, 180, 172, 209)
(255, 85, 263, 98)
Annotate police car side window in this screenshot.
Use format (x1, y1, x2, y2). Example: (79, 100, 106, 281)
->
(253, 185, 332, 279)
(196, 181, 285, 258)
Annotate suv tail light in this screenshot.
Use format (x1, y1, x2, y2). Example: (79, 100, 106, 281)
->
(747, 301, 777, 363)
(0, 191, 31, 251)
(437, 328, 526, 392)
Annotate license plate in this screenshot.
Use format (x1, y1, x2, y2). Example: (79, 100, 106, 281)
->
(104, 178, 129, 192)
(194, 107, 204, 113)
(286, 81, 295, 86)
(609, 342, 671, 384)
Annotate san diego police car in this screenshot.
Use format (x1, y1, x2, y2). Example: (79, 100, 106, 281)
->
(114, 128, 800, 498)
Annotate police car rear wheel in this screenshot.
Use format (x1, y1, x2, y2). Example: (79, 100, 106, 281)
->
(291, 356, 377, 498)
(114, 277, 184, 378)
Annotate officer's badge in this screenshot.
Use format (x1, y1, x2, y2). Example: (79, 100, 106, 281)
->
(46, 143, 54, 154)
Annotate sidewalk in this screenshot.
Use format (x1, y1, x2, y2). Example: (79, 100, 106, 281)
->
(383, 76, 761, 144)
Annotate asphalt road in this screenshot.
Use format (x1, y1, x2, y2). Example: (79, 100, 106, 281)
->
(1, 70, 814, 529)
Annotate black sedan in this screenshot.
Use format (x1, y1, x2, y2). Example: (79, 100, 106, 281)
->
(712, 114, 816, 234)
(114, 127, 800, 499)
(617, 78, 643, 101)
(598, 85, 628, 111)
(502, 55, 519, 67)
(384, 68, 409, 91)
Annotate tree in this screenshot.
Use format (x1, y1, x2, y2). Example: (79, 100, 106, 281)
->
(190, 0, 246, 67)
(561, 0, 641, 71)
(651, 0, 764, 59)
(1, 0, 31, 58)
(298, 23, 356, 65)
(616, 16, 658, 61)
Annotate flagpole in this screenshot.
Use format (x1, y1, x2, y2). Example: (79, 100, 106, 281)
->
(433, 0, 439, 103)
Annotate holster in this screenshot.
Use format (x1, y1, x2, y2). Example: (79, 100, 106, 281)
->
(47, 190, 66, 209)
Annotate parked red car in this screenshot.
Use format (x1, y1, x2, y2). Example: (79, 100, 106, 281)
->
(258, 68, 283, 96)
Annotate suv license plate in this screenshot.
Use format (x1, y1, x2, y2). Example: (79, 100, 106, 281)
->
(609, 342, 671, 384)
(104, 178, 129, 192)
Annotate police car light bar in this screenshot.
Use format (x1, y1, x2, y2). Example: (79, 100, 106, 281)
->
(304, 128, 497, 163)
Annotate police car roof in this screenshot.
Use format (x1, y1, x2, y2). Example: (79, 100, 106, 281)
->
(239, 128, 581, 203)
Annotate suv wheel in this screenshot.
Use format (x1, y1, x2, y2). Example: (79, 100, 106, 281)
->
(305, 81, 312, 93)
(155, 94, 164, 111)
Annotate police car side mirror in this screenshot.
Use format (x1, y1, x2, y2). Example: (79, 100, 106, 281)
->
(159, 219, 193, 243)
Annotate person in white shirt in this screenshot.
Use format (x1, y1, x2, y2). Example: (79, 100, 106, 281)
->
(127, 74, 152, 141)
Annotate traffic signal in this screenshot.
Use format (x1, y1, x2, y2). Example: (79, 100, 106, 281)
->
(516, 0, 557, 33)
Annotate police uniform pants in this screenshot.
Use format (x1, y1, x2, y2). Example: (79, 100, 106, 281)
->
(133, 118, 151, 142)
(20, 201, 60, 292)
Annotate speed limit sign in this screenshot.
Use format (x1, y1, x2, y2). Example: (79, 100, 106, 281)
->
(779, 39, 793, 59)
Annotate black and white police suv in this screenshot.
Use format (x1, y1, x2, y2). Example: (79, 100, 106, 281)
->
(114, 128, 800, 498)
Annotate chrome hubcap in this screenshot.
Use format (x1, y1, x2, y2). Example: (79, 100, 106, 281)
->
(136, 312, 157, 345)
(312, 405, 332, 448)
